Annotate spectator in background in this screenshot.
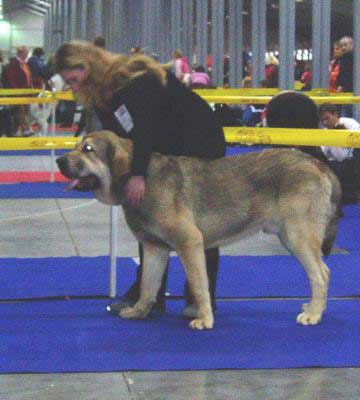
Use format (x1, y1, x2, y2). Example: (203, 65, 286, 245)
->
(337, 36, 354, 117)
(3, 46, 32, 89)
(329, 40, 342, 93)
(93, 36, 106, 48)
(2, 46, 33, 136)
(0, 50, 14, 137)
(264, 54, 279, 88)
(266, 91, 327, 162)
(300, 62, 312, 91)
(241, 62, 252, 88)
(189, 64, 210, 89)
(337, 36, 353, 93)
(129, 46, 143, 56)
(173, 48, 191, 86)
(28, 47, 47, 89)
(318, 103, 360, 204)
(0, 50, 6, 80)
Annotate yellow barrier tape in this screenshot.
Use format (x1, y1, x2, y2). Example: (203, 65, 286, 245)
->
(195, 87, 353, 97)
(0, 97, 56, 105)
(224, 127, 360, 148)
(202, 95, 360, 104)
(0, 88, 45, 96)
(1, 128, 360, 150)
(2, 93, 359, 105)
(54, 91, 76, 101)
(194, 88, 280, 96)
(203, 95, 272, 104)
(0, 137, 80, 150)
(1, 88, 360, 105)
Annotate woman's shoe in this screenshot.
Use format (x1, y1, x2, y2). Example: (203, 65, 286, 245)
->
(107, 298, 166, 316)
(107, 297, 136, 314)
(182, 304, 197, 319)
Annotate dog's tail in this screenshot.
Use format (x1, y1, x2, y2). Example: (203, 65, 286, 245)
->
(322, 171, 343, 257)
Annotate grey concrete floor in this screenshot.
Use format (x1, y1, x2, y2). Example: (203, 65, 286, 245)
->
(0, 153, 359, 400)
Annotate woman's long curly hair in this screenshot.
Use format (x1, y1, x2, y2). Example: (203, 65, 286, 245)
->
(54, 40, 167, 109)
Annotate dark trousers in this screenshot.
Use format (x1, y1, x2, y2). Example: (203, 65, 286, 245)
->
(328, 157, 360, 204)
(124, 244, 219, 311)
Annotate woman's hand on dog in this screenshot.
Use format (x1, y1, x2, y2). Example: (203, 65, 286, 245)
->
(124, 176, 146, 207)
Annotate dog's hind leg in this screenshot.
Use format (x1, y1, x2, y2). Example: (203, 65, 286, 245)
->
(120, 240, 169, 320)
(278, 221, 330, 325)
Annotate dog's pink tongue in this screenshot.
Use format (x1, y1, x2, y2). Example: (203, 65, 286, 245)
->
(65, 179, 80, 191)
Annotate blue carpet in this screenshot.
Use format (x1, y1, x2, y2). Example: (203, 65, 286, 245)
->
(1, 254, 359, 300)
(0, 182, 94, 198)
(342, 204, 360, 218)
(2, 146, 262, 157)
(336, 217, 360, 251)
(0, 149, 68, 156)
(0, 298, 358, 372)
(225, 145, 266, 156)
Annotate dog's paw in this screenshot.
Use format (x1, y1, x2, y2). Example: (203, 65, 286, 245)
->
(119, 303, 151, 319)
(188, 317, 214, 330)
(296, 311, 322, 326)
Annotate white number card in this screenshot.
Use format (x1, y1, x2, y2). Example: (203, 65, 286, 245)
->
(114, 104, 134, 133)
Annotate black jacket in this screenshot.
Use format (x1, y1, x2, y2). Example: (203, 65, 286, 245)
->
(96, 71, 225, 176)
(337, 51, 353, 92)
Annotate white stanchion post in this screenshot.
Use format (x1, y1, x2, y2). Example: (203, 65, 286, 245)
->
(50, 102, 56, 182)
(40, 96, 47, 137)
(109, 205, 119, 298)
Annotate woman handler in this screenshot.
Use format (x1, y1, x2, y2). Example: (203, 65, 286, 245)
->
(54, 41, 226, 317)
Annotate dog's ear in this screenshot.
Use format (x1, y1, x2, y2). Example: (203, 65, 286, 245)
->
(111, 139, 133, 181)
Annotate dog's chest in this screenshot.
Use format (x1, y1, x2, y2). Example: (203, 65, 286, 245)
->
(123, 207, 165, 243)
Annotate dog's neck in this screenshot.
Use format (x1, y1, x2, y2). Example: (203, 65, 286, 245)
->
(113, 173, 132, 204)
(94, 172, 131, 205)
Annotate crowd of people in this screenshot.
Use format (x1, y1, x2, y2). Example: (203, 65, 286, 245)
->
(0, 36, 359, 202)
(0, 45, 52, 137)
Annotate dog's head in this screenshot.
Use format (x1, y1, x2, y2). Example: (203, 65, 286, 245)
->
(56, 130, 132, 204)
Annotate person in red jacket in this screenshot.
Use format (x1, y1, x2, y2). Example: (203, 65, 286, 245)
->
(329, 40, 342, 93)
(3, 46, 33, 136)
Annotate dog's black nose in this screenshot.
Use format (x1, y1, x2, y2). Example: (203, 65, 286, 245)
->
(56, 156, 68, 173)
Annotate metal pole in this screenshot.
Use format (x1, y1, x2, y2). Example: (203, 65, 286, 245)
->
(181, 0, 194, 64)
(211, 0, 225, 87)
(171, 0, 182, 52)
(196, 0, 208, 67)
(228, 0, 243, 88)
(279, 0, 295, 90)
(109, 206, 119, 298)
(50, 101, 56, 182)
(251, 0, 266, 87)
(312, 0, 331, 89)
(353, 0, 360, 121)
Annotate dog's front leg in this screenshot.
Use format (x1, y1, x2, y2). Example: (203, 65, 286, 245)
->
(178, 241, 214, 330)
(120, 241, 169, 320)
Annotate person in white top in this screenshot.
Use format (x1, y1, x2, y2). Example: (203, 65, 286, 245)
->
(319, 103, 360, 203)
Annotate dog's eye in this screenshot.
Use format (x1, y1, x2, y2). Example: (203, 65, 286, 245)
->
(83, 144, 94, 153)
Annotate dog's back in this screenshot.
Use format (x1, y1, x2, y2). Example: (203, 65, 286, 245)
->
(145, 148, 341, 250)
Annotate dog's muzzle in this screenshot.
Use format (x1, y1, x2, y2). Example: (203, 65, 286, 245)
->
(56, 155, 101, 191)
(56, 156, 71, 177)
